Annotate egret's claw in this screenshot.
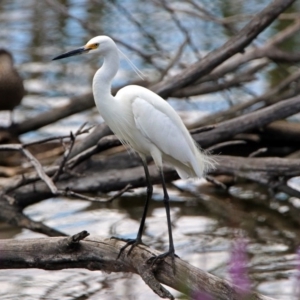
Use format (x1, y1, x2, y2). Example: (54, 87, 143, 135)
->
(111, 236, 143, 259)
(147, 250, 179, 268)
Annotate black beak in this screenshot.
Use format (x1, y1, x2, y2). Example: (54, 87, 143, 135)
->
(52, 47, 89, 60)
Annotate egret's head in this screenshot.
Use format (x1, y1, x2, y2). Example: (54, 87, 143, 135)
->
(52, 36, 115, 60)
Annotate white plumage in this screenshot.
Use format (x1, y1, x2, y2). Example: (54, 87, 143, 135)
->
(114, 85, 213, 179)
(53, 35, 215, 263)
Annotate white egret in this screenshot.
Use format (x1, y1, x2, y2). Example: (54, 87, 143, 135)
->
(53, 36, 215, 264)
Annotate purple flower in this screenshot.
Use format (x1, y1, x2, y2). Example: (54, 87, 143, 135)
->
(228, 237, 251, 296)
(192, 290, 213, 300)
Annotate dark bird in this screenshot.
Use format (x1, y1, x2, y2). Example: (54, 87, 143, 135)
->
(0, 49, 25, 125)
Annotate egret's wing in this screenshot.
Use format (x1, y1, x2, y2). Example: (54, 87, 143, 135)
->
(132, 97, 193, 163)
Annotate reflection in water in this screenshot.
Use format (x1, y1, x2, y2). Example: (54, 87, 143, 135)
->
(0, 0, 300, 299)
(0, 181, 297, 299)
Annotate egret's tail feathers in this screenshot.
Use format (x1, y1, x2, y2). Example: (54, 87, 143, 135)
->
(163, 147, 216, 180)
(193, 149, 216, 178)
(174, 149, 215, 179)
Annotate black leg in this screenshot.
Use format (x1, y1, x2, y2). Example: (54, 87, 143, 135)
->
(135, 159, 153, 241)
(160, 169, 175, 254)
(147, 169, 178, 268)
(113, 159, 153, 258)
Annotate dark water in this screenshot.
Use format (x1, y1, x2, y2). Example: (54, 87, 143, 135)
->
(0, 1, 300, 299)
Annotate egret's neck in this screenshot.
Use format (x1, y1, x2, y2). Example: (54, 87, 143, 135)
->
(92, 48, 119, 100)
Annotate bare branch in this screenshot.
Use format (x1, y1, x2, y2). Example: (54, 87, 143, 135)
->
(0, 234, 275, 300)
(249, 148, 268, 158)
(152, 0, 296, 98)
(191, 67, 300, 128)
(23, 125, 94, 147)
(194, 95, 300, 148)
(46, 0, 162, 70)
(189, 124, 216, 135)
(0, 197, 65, 236)
(0, 144, 58, 194)
(157, 0, 201, 58)
(52, 123, 88, 182)
(158, 37, 188, 81)
(207, 140, 247, 152)
(63, 184, 132, 203)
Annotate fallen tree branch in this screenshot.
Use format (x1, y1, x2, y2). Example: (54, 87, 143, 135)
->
(152, 0, 296, 98)
(0, 232, 274, 300)
(191, 67, 300, 128)
(8, 92, 299, 197)
(194, 95, 300, 147)
(14, 93, 94, 135)
(197, 19, 300, 85)
(0, 135, 122, 195)
(0, 197, 65, 236)
(0, 144, 58, 194)
(172, 62, 261, 98)
(64, 183, 133, 203)
(5, 153, 300, 212)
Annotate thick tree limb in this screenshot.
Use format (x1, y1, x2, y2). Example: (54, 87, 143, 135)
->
(260, 120, 300, 142)
(14, 93, 94, 135)
(172, 72, 256, 98)
(194, 95, 300, 148)
(5, 154, 300, 212)
(0, 198, 65, 236)
(191, 67, 300, 128)
(152, 0, 296, 98)
(0, 233, 274, 300)
(68, 123, 113, 159)
(198, 19, 300, 84)
(214, 156, 300, 179)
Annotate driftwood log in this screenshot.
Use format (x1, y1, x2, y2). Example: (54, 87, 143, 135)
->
(0, 231, 274, 300)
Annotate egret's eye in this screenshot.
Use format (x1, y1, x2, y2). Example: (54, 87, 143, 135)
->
(86, 43, 99, 50)
(91, 43, 99, 49)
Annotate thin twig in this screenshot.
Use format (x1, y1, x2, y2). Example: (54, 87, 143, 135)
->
(205, 175, 227, 190)
(23, 125, 94, 148)
(249, 147, 268, 158)
(51, 132, 75, 182)
(106, 184, 133, 203)
(158, 37, 188, 81)
(63, 184, 133, 203)
(190, 125, 216, 135)
(52, 123, 88, 182)
(207, 140, 247, 152)
(158, 0, 201, 59)
(0, 144, 58, 194)
(46, 0, 161, 70)
(110, 1, 162, 53)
